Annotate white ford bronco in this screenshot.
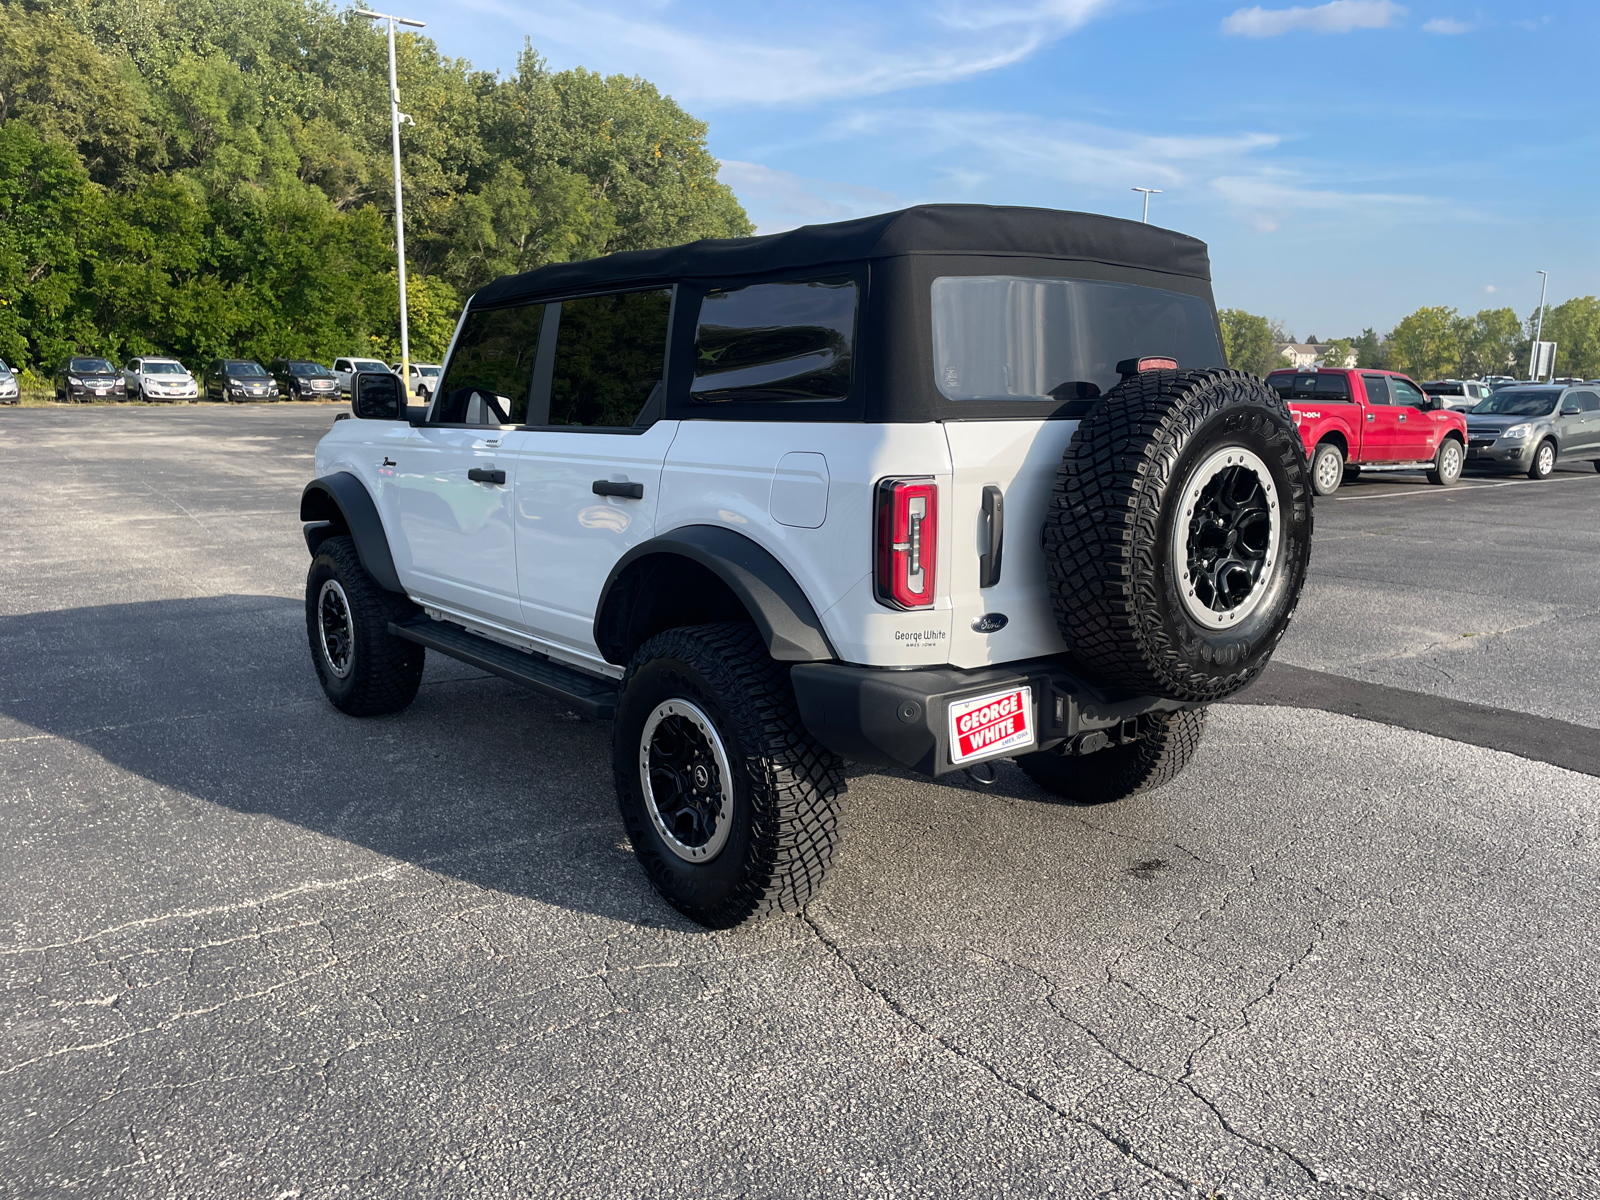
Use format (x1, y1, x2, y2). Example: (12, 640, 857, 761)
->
(301, 205, 1313, 927)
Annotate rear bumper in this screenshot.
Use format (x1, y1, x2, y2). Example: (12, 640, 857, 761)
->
(790, 657, 1192, 778)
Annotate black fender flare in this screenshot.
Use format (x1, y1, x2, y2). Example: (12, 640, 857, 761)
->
(299, 473, 404, 593)
(595, 525, 836, 665)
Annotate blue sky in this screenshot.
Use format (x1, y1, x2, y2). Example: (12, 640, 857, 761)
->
(398, 0, 1594, 337)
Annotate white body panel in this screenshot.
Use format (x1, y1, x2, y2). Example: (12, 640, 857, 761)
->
(316, 413, 1082, 674)
(380, 426, 522, 626)
(655, 421, 954, 668)
(511, 422, 679, 666)
(942, 419, 1077, 668)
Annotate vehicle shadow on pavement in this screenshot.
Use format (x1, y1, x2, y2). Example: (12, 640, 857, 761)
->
(0, 594, 689, 928)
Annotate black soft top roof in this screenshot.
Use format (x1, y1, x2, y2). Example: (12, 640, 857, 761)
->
(472, 203, 1212, 309)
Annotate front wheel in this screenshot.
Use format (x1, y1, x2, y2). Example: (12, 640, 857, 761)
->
(612, 623, 845, 928)
(1528, 439, 1556, 480)
(1017, 709, 1207, 805)
(305, 535, 425, 715)
(1427, 437, 1463, 486)
(1311, 441, 1345, 496)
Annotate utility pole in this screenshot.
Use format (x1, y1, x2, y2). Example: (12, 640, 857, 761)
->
(1529, 270, 1548, 381)
(358, 9, 425, 391)
(1132, 187, 1162, 223)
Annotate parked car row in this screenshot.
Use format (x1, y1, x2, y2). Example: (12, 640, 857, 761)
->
(34, 354, 444, 403)
(1273, 367, 1600, 493)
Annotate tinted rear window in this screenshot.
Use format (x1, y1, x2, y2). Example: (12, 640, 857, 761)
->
(690, 277, 857, 403)
(548, 290, 672, 427)
(931, 276, 1223, 402)
(1269, 373, 1352, 401)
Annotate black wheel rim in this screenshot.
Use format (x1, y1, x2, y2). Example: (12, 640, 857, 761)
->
(639, 699, 733, 863)
(317, 579, 354, 679)
(1174, 447, 1280, 629)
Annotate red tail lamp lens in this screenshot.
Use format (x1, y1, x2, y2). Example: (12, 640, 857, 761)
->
(875, 478, 938, 610)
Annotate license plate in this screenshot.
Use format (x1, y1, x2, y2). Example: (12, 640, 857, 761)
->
(949, 685, 1034, 764)
(94, 388, 107, 395)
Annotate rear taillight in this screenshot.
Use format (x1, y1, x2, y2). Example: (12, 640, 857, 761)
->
(875, 477, 938, 610)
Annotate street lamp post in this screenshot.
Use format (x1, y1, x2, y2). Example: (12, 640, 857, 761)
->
(358, 9, 425, 391)
(1132, 187, 1162, 223)
(1529, 269, 1548, 381)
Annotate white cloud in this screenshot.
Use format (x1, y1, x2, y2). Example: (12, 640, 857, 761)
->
(1422, 16, 1473, 33)
(460, 0, 1113, 106)
(716, 162, 901, 233)
(1221, 0, 1405, 37)
(1485, 284, 1496, 292)
(1211, 173, 1430, 232)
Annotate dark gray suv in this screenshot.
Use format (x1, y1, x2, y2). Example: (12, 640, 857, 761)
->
(1465, 385, 1600, 479)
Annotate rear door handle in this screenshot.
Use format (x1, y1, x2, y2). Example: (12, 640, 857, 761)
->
(1366, 413, 1375, 422)
(467, 467, 506, 485)
(979, 484, 1004, 588)
(592, 480, 644, 499)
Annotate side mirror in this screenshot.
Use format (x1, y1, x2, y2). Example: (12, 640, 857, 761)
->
(1561, 401, 1581, 416)
(352, 371, 403, 420)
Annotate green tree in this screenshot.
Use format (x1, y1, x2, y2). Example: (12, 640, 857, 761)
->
(1457, 308, 1521, 378)
(1388, 306, 1460, 378)
(1217, 308, 1282, 376)
(1539, 297, 1600, 379)
(1350, 327, 1386, 368)
(1318, 337, 1353, 368)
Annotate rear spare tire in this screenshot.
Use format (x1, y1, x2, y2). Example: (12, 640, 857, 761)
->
(1045, 368, 1313, 703)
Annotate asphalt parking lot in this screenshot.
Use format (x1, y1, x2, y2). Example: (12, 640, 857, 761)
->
(2, 406, 1597, 1199)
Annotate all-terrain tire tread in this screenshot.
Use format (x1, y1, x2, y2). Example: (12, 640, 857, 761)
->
(1017, 709, 1206, 804)
(615, 623, 846, 927)
(306, 535, 424, 716)
(1043, 368, 1311, 702)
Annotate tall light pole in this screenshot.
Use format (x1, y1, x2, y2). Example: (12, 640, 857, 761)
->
(358, 9, 425, 390)
(1132, 187, 1162, 223)
(1528, 269, 1548, 380)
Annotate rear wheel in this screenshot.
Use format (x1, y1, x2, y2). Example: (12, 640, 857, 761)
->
(1528, 439, 1556, 480)
(1311, 442, 1345, 496)
(305, 535, 424, 715)
(1017, 710, 1207, 805)
(1427, 437, 1463, 486)
(613, 623, 844, 928)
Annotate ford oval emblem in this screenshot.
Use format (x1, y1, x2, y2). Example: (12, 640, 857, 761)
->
(971, 613, 1008, 633)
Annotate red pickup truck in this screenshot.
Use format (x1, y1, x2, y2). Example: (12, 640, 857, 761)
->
(1267, 368, 1469, 495)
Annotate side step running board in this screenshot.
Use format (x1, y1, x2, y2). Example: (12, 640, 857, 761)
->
(388, 616, 619, 719)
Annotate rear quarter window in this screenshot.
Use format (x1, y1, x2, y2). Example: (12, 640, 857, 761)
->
(690, 277, 857, 404)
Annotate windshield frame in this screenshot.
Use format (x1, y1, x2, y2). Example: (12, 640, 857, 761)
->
(224, 361, 269, 378)
(142, 361, 188, 375)
(289, 362, 332, 377)
(70, 358, 116, 374)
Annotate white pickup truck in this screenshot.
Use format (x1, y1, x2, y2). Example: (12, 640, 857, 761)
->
(300, 205, 1314, 926)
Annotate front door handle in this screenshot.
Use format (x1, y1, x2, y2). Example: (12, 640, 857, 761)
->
(468, 467, 506, 485)
(1366, 413, 1375, 422)
(1398, 412, 1407, 422)
(979, 484, 1004, 588)
(592, 480, 644, 499)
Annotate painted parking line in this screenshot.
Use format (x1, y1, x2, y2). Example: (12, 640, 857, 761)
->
(1332, 473, 1598, 500)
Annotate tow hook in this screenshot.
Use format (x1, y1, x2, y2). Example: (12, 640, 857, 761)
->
(963, 761, 1002, 787)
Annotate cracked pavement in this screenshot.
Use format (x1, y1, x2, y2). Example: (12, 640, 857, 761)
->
(2, 407, 1598, 1198)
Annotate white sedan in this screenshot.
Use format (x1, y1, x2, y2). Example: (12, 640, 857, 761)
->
(123, 357, 199, 402)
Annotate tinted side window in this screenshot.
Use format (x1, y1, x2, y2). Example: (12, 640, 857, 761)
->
(1391, 378, 1427, 408)
(1363, 375, 1391, 405)
(548, 290, 672, 427)
(1569, 391, 1599, 413)
(435, 302, 545, 425)
(690, 277, 856, 403)
(1315, 374, 1351, 400)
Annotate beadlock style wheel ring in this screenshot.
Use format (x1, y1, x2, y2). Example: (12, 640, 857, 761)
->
(639, 699, 734, 864)
(1171, 446, 1281, 631)
(317, 579, 355, 679)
